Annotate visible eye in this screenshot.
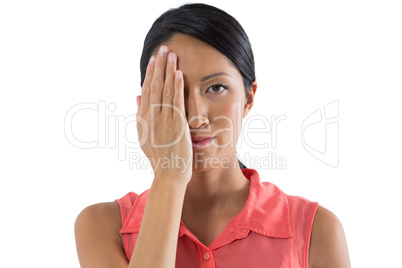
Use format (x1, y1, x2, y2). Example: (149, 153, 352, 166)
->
(206, 84, 228, 94)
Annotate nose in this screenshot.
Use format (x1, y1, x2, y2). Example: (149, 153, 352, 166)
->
(186, 94, 209, 130)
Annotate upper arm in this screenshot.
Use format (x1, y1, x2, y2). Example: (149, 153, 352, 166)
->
(75, 202, 128, 268)
(308, 205, 351, 268)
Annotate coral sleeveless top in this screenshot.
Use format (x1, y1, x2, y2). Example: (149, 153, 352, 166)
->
(115, 168, 318, 268)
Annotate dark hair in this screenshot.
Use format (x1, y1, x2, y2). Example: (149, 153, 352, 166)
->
(140, 3, 254, 169)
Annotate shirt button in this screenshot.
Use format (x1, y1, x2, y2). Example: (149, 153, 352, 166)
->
(204, 252, 210, 260)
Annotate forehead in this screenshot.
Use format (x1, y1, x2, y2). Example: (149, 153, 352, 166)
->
(163, 34, 241, 83)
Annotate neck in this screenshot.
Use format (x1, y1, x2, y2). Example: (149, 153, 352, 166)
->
(182, 156, 250, 219)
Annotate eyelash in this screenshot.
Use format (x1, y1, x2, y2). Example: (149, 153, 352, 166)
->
(206, 83, 229, 94)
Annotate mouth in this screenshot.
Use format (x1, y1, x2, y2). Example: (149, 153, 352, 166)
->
(191, 136, 215, 149)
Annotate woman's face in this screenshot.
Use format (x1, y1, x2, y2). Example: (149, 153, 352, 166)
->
(161, 34, 255, 171)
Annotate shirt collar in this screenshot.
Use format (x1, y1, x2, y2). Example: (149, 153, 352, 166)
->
(233, 168, 292, 239)
(120, 168, 292, 239)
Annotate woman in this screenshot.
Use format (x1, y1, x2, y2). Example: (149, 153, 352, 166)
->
(75, 3, 350, 267)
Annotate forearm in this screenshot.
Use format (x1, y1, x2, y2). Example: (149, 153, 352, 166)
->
(128, 175, 188, 268)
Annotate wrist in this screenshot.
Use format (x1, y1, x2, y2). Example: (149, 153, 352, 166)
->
(153, 172, 190, 189)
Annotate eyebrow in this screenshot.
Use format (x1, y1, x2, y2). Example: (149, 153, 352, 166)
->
(200, 72, 231, 82)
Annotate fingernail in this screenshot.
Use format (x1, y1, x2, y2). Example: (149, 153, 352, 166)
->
(175, 70, 182, 80)
(168, 53, 175, 63)
(159, 46, 167, 57)
(149, 56, 155, 66)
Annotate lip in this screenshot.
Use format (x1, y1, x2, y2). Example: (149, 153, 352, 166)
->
(191, 136, 215, 149)
(191, 136, 213, 142)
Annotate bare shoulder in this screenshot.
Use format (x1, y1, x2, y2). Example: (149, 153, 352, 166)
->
(75, 202, 128, 267)
(308, 205, 351, 268)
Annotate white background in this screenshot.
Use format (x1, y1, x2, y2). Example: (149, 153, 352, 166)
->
(1, 0, 401, 267)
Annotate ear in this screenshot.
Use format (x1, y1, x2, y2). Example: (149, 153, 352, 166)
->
(243, 81, 257, 118)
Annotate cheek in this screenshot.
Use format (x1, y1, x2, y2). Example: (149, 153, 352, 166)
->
(211, 100, 243, 140)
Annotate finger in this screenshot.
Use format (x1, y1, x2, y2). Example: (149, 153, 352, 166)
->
(136, 95, 141, 113)
(139, 55, 155, 115)
(150, 46, 168, 110)
(162, 52, 177, 116)
(172, 70, 185, 119)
